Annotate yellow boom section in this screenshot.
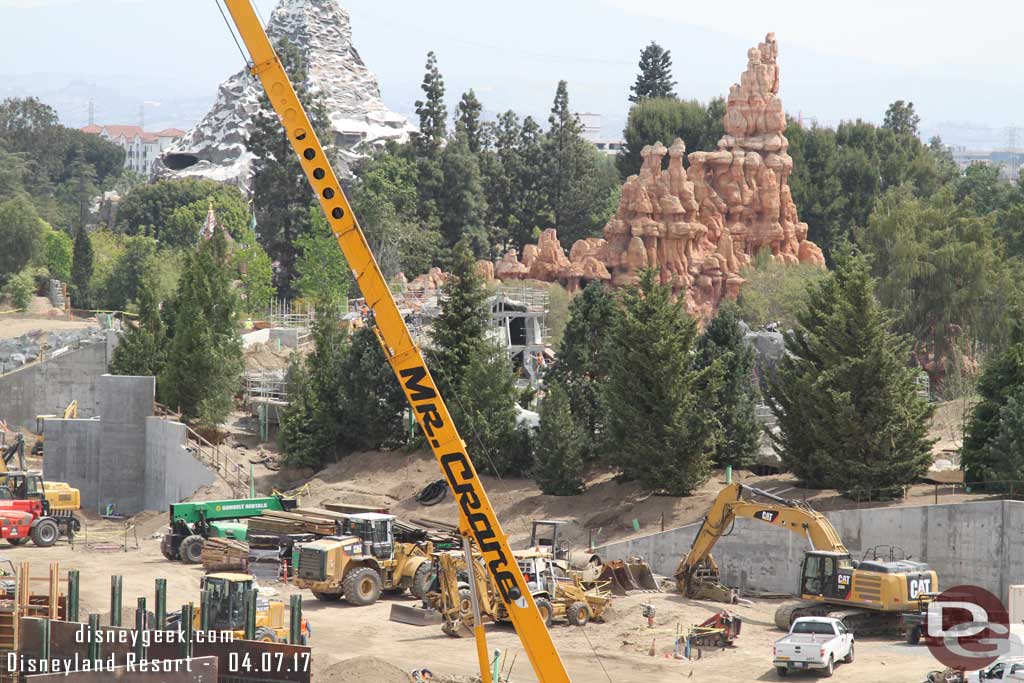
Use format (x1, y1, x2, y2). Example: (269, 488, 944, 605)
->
(221, 2, 569, 680)
(675, 482, 848, 594)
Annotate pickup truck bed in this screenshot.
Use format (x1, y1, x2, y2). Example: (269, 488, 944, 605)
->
(773, 617, 854, 677)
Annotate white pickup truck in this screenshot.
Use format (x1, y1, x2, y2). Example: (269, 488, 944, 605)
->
(773, 616, 854, 677)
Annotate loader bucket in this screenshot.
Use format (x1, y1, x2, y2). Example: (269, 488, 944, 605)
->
(388, 604, 442, 626)
(594, 564, 627, 596)
(626, 560, 661, 592)
(606, 560, 642, 593)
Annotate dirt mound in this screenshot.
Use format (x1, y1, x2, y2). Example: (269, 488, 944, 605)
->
(319, 655, 413, 683)
(245, 343, 296, 372)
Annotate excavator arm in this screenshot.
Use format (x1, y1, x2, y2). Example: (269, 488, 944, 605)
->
(675, 483, 848, 599)
(219, 3, 568, 681)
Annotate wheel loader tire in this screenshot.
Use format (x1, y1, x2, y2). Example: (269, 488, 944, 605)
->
(6, 537, 29, 546)
(179, 535, 205, 564)
(312, 591, 342, 602)
(160, 534, 178, 560)
(535, 597, 554, 627)
(71, 517, 82, 534)
(567, 601, 591, 627)
(343, 567, 382, 607)
(457, 588, 475, 626)
(411, 562, 433, 601)
(254, 627, 278, 643)
(31, 519, 58, 547)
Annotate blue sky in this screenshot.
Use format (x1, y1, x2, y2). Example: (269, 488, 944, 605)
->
(0, 0, 1021, 147)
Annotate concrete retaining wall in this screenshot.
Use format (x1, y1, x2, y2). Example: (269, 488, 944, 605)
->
(45, 374, 214, 514)
(595, 500, 1024, 603)
(0, 332, 117, 430)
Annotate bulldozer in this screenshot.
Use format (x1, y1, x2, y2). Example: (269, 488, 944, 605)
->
(675, 482, 938, 633)
(293, 512, 433, 606)
(178, 573, 308, 643)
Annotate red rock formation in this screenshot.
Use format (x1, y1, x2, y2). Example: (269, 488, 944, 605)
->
(459, 34, 823, 317)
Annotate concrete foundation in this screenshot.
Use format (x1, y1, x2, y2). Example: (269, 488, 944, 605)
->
(0, 332, 116, 430)
(45, 374, 215, 514)
(269, 327, 299, 349)
(595, 499, 1024, 604)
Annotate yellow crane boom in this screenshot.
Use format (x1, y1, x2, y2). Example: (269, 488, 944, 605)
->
(220, 3, 569, 680)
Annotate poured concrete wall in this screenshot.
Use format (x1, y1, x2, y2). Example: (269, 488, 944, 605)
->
(45, 374, 214, 514)
(0, 332, 117, 430)
(144, 417, 215, 512)
(595, 500, 1024, 603)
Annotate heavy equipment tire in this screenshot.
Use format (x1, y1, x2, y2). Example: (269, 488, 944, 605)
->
(823, 656, 834, 677)
(535, 597, 554, 627)
(160, 534, 178, 560)
(254, 627, 278, 643)
(456, 588, 475, 626)
(31, 520, 58, 547)
(566, 601, 590, 627)
(71, 517, 82, 534)
(411, 562, 433, 601)
(343, 567, 382, 607)
(179, 535, 205, 564)
(776, 667, 788, 677)
(6, 538, 29, 546)
(312, 591, 342, 602)
(844, 643, 854, 663)
(906, 626, 921, 645)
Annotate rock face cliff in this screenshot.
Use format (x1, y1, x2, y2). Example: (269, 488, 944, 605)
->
(463, 33, 824, 318)
(158, 0, 412, 186)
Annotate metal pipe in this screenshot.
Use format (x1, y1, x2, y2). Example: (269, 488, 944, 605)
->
(289, 594, 302, 644)
(462, 535, 493, 683)
(110, 575, 122, 627)
(39, 618, 50, 662)
(200, 590, 212, 632)
(135, 597, 147, 660)
(87, 613, 101, 664)
(155, 579, 167, 630)
(67, 570, 80, 622)
(182, 604, 194, 658)
(244, 589, 256, 640)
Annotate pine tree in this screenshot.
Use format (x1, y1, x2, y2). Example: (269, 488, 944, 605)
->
(337, 324, 408, 451)
(429, 239, 489, 397)
(983, 386, 1024, 484)
(961, 341, 1024, 484)
(696, 303, 760, 468)
(455, 89, 483, 154)
(604, 270, 719, 494)
(548, 281, 616, 460)
(158, 230, 244, 427)
(413, 52, 447, 230)
(454, 340, 524, 476)
(765, 250, 935, 496)
(70, 225, 93, 308)
(629, 42, 677, 102)
(110, 272, 166, 377)
(278, 357, 326, 470)
(533, 383, 585, 495)
(248, 37, 331, 294)
(439, 137, 488, 253)
(543, 81, 617, 244)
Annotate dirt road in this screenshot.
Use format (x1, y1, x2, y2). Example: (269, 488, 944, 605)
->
(2, 529, 940, 682)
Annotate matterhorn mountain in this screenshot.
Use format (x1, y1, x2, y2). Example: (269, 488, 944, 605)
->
(158, 0, 412, 186)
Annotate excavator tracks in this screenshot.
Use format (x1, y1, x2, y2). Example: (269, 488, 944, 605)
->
(774, 601, 901, 636)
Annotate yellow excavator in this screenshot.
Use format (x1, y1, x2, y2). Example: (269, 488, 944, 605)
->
(33, 400, 77, 456)
(216, 3, 569, 680)
(675, 483, 937, 633)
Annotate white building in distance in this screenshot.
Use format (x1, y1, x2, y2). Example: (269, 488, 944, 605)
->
(81, 124, 186, 176)
(578, 112, 625, 156)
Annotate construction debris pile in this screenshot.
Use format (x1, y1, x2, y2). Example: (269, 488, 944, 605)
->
(0, 328, 103, 370)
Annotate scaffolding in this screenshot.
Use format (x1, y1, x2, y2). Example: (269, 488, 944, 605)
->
(489, 285, 551, 388)
(267, 298, 315, 330)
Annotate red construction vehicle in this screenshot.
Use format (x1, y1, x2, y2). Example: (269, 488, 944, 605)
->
(0, 481, 62, 547)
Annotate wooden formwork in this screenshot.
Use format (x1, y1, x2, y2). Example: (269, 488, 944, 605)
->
(0, 562, 65, 683)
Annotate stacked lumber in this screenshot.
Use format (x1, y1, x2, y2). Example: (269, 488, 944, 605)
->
(248, 509, 337, 537)
(201, 537, 249, 571)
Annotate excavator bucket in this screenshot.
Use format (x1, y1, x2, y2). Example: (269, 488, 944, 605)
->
(597, 560, 640, 595)
(626, 559, 661, 591)
(388, 604, 442, 626)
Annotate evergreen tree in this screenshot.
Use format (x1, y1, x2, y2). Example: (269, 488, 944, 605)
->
(439, 136, 488, 253)
(513, 116, 549, 247)
(70, 225, 93, 308)
(429, 239, 489, 397)
(414, 52, 448, 156)
(337, 324, 408, 451)
(548, 281, 616, 460)
(294, 206, 350, 309)
(158, 230, 244, 427)
(278, 357, 326, 470)
(765, 250, 934, 496)
(453, 340, 524, 476)
(696, 303, 760, 468)
(618, 97, 726, 177)
(533, 383, 585, 495)
(110, 272, 166, 377)
(455, 89, 483, 154)
(248, 37, 331, 294)
(629, 42, 677, 102)
(604, 270, 719, 494)
(0, 195, 44, 280)
(961, 342, 1024, 484)
(982, 386, 1024, 485)
(543, 81, 617, 244)
(882, 100, 921, 137)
